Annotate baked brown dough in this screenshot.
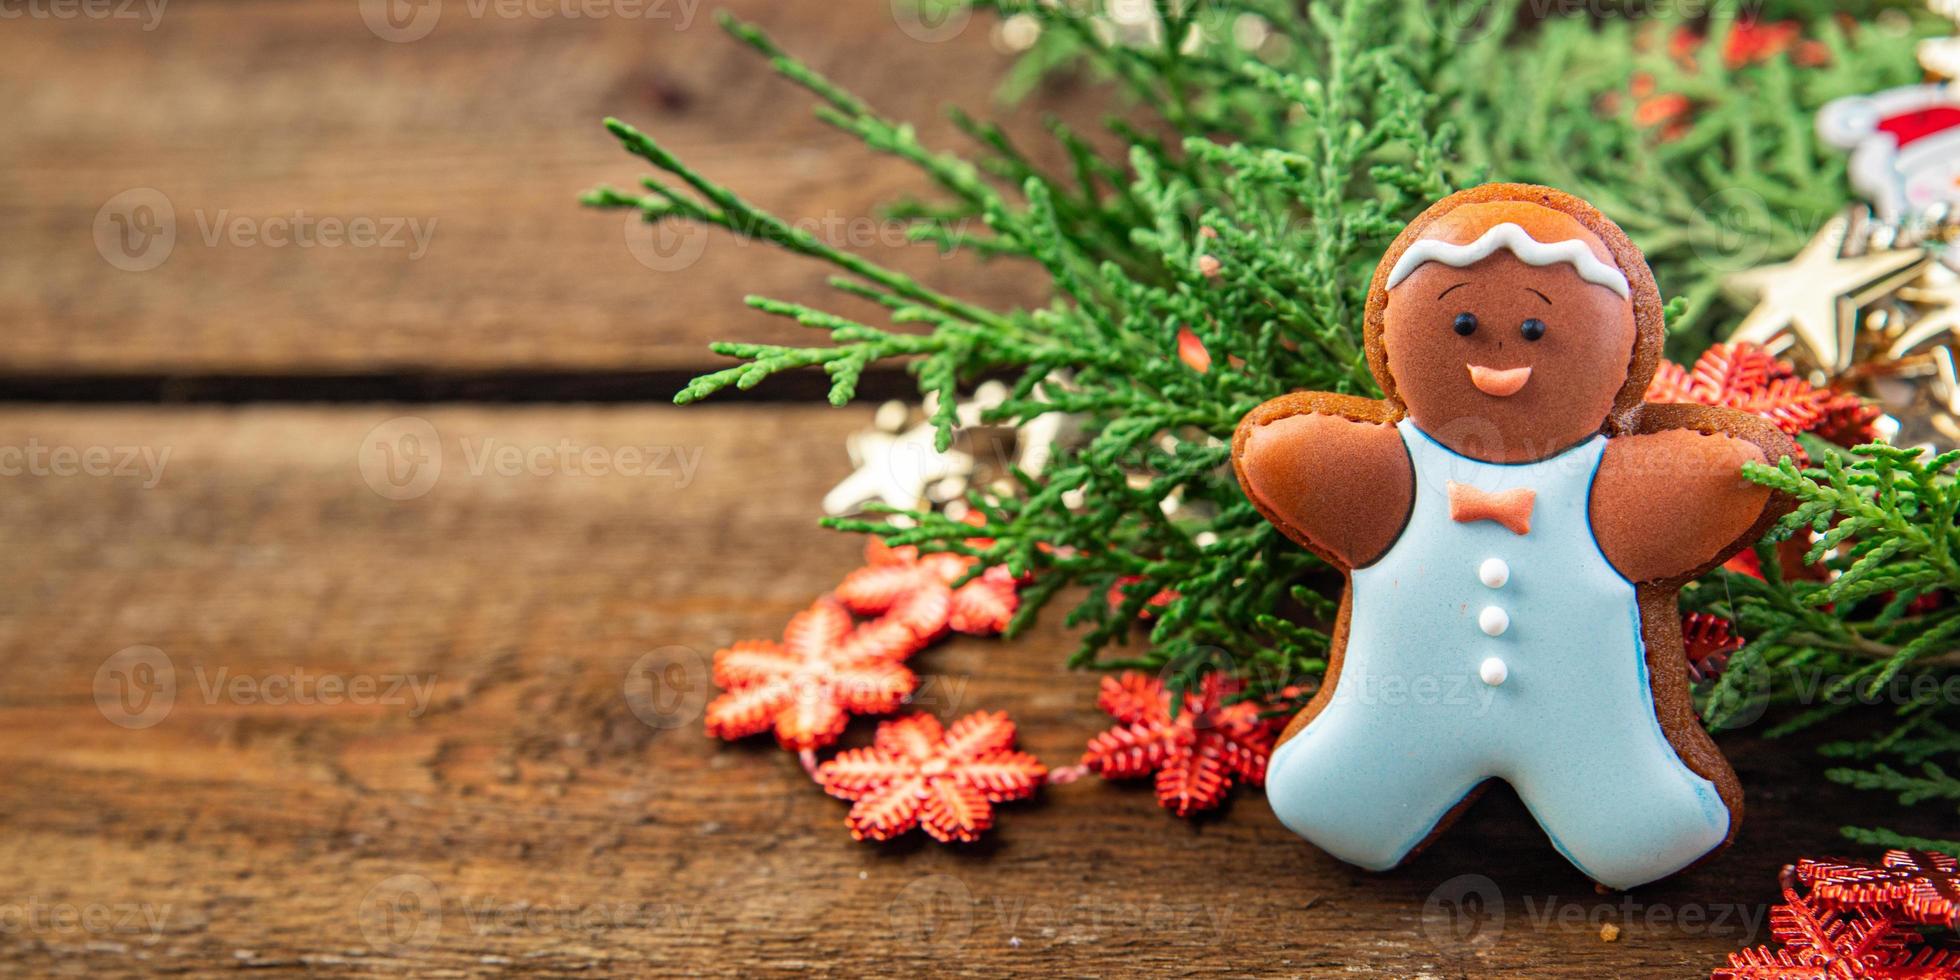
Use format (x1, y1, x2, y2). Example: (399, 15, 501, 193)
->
(1233, 183, 1795, 880)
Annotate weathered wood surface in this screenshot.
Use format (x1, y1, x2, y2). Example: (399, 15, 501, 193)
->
(0, 405, 1928, 978)
(1, 2, 1938, 976)
(0, 0, 1061, 375)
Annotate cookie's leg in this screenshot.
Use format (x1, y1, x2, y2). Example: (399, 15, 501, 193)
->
(1507, 729, 1731, 890)
(1265, 709, 1482, 872)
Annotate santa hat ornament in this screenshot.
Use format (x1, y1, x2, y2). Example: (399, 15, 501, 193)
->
(1817, 83, 1960, 226)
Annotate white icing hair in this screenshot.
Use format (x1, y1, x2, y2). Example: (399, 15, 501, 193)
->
(1384, 222, 1631, 299)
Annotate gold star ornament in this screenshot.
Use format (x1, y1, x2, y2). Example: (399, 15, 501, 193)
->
(1725, 212, 1932, 376)
(1867, 262, 1960, 446)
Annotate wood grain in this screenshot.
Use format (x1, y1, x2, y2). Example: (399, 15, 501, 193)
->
(0, 0, 1066, 375)
(0, 404, 1928, 977)
(0, 4, 1936, 976)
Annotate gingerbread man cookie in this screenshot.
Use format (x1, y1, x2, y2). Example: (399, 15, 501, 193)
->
(1233, 184, 1795, 890)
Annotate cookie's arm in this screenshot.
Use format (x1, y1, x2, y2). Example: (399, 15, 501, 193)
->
(1232, 392, 1413, 571)
(1590, 403, 1797, 585)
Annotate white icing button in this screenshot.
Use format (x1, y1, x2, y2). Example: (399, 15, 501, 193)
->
(1479, 558, 1509, 589)
(1479, 606, 1509, 637)
(1479, 656, 1509, 687)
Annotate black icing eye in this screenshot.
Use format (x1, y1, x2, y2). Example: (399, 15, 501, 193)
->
(1452, 312, 1478, 336)
(1520, 318, 1547, 341)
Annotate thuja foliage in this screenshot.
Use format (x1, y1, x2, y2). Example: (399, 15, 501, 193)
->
(589, 0, 1471, 700)
(992, 0, 1930, 350)
(587, 0, 1960, 839)
(1685, 443, 1960, 852)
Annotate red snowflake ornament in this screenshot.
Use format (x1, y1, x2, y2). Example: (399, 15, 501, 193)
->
(1717, 886, 1942, 979)
(1714, 863, 1960, 980)
(1799, 851, 1960, 930)
(704, 598, 919, 751)
(1645, 342, 1879, 461)
(1080, 672, 1277, 817)
(815, 711, 1048, 843)
(1682, 611, 1744, 683)
(1106, 575, 1178, 618)
(1669, 18, 1827, 71)
(837, 536, 1020, 638)
(1630, 20, 1828, 142)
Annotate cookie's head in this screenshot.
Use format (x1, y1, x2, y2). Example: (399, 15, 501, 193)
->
(1364, 183, 1664, 463)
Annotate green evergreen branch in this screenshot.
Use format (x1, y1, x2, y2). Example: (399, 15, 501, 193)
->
(583, 119, 1005, 334)
(594, 3, 1960, 839)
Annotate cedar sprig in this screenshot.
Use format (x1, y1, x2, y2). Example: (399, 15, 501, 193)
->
(589, 1, 1958, 757)
(1708, 446, 1960, 852)
(588, 0, 1456, 704)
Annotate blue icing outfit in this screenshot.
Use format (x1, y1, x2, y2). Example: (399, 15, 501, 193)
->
(1264, 419, 1729, 890)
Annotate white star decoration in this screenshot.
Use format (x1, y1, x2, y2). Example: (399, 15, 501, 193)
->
(820, 420, 974, 516)
(821, 384, 1011, 517)
(822, 379, 1087, 516)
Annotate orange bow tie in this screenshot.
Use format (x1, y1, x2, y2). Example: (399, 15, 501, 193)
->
(1446, 481, 1536, 536)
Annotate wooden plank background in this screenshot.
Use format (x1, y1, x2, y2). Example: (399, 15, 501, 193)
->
(0, 2, 1945, 977)
(0, 405, 1918, 978)
(0, 0, 1061, 376)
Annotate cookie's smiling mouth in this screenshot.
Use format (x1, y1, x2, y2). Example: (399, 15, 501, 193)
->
(1467, 364, 1532, 397)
